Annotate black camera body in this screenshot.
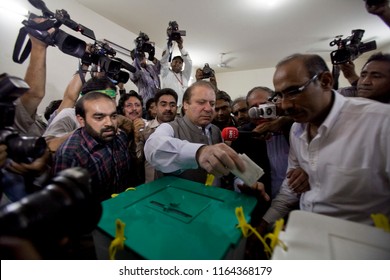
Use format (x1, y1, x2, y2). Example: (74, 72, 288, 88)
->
(202, 63, 215, 79)
(167, 21, 186, 42)
(330, 29, 377, 65)
(13, 0, 134, 84)
(0, 73, 47, 163)
(0, 167, 102, 257)
(135, 32, 154, 54)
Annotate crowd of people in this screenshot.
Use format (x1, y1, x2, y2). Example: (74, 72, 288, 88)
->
(0, 0, 389, 260)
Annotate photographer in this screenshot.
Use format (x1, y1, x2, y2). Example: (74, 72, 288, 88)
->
(129, 46, 161, 107)
(161, 37, 192, 107)
(338, 52, 390, 103)
(195, 66, 218, 89)
(1, 20, 54, 203)
(14, 19, 52, 137)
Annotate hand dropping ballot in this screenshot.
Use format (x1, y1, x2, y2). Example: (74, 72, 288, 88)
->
(231, 153, 264, 187)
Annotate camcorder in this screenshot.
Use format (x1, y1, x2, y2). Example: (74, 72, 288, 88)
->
(167, 21, 186, 43)
(12, 0, 135, 84)
(202, 63, 215, 79)
(248, 104, 277, 119)
(0, 73, 47, 163)
(329, 29, 377, 65)
(135, 32, 154, 54)
(0, 167, 102, 258)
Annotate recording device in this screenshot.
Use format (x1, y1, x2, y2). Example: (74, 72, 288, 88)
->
(13, 0, 135, 84)
(329, 29, 377, 65)
(0, 167, 102, 255)
(248, 104, 277, 119)
(0, 73, 46, 163)
(202, 63, 215, 79)
(135, 32, 154, 54)
(221, 127, 262, 141)
(365, 0, 387, 6)
(167, 20, 186, 42)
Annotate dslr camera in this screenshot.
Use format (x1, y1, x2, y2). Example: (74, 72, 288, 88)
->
(13, 0, 135, 84)
(248, 104, 277, 119)
(201, 63, 215, 79)
(167, 21, 186, 42)
(330, 29, 377, 65)
(0, 73, 47, 163)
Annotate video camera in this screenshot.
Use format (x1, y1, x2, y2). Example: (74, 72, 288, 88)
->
(135, 32, 154, 54)
(0, 167, 102, 258)
(0, 73, 46, 163)
(329, 29, 377, 65)
(202, 63, 215, 79)
(13, 0, 135, 84)
(248, 104, 277, 119)
(167, 21, 186, 42)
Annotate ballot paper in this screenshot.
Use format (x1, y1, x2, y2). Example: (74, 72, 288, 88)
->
(231, 153, 264, 187)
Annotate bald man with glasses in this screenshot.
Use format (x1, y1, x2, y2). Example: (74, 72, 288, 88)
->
(257, 53, 390, 234)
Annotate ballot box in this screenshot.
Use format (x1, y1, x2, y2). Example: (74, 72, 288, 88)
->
(93, 176, 257, 260)
(272, 210, 390, 260)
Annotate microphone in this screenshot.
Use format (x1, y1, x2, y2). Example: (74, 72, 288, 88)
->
(221, 127, 260, 141)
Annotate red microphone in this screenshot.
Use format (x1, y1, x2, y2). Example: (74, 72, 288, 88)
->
(221, 127, 239, 141)
(222, 126, 263, 141)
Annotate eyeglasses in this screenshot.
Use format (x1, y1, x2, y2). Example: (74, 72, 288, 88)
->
(274, 74, 318, 103)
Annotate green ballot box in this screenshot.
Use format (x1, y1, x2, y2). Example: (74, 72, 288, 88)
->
(93, 176, 257, 260)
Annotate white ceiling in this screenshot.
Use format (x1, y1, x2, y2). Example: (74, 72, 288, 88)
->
(77, 0, 389, 73)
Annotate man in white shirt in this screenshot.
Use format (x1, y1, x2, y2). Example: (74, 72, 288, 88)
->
(259, 53, 390, 230)
(160, 37, 192, 107)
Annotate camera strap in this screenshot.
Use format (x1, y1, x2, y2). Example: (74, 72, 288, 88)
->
(13, 16, 58, 64)
(77, 63, 87, 85)
(13, 27, 32, 64)
(332, 65, 340, 90)
(167, 40, 174, 62)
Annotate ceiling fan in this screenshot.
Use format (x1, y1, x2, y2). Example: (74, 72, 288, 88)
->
(217, 53, 235, 68)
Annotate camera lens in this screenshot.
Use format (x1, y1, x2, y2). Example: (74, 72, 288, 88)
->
(7, 135, 47, 163)
(0, 167, 102, 241)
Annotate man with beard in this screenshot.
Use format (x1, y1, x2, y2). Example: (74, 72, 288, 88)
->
(53, 91, 131, 202)
(136, 88, 178, 182)
(258, 53, 390, 232)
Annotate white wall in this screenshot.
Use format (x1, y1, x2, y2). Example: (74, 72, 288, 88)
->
(214, 51, 390, 101)
(1, 0, 389, 115)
